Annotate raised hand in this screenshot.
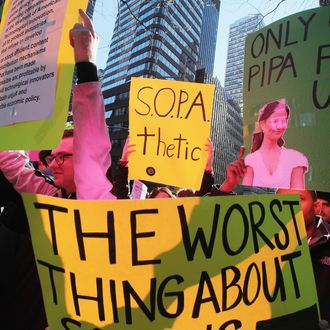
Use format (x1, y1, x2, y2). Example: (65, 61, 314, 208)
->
(204, 137, 214, 172)
(220, 146, 246, 192)
(69, 9, 99, 64)
(119, 136, 136, 166)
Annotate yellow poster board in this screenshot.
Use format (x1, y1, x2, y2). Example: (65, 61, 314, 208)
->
(0, 0, 88, 149)
(129, 77, 215, 190)
(23, 193, 319, 329)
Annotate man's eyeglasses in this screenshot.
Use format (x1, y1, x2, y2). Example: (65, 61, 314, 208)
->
(45, 154, 73, 166)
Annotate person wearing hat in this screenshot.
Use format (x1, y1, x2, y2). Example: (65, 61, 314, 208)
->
(277, 188, 330, 325)
(317, 191, 330, 223)
(242, 99, 308, 189)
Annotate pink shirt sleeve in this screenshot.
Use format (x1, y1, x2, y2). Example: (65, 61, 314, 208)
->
(0, 150, 59, 196)
(72, 82, 116, 200)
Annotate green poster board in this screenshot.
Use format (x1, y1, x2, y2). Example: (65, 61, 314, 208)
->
(244, 7, 330, 191)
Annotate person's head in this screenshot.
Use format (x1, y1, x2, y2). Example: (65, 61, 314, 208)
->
(47, 130, 75, 193)
(251, 99, 290, 152)
(277, 188, 317, 237)
(148, 186, 175, 199)
(316, 192, 330, 222)
(176, 188, 196, 198)
(39, 150, 52, 168)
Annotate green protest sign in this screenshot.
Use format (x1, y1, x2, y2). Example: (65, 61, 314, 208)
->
(243, 7, 330, 191)
(23, 193, 319, 329)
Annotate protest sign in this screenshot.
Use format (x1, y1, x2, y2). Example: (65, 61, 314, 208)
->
(131, 180, 148, 200)
(23, 193, 319, 329)
(0, 1, 4, 21)
(243, 7, 330, 191)
(0, 0, 88, 149)
(129, 77, 214, 190)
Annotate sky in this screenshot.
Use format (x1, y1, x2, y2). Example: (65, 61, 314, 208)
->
(92, 0, 319, 85)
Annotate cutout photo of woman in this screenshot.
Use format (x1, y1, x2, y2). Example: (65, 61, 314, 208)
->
(243, 99, 309, 189)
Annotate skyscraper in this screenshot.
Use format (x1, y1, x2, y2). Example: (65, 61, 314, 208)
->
(102, 0, 205, 161)
(197, 0, 220, 75)
(103, 0, 203, 91)
(86, 0, 96, 18)
(196, 69, 243, 183)
(224, 14, 264, 112)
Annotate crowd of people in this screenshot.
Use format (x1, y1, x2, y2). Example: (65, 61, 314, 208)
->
(0, 9, 329, 330)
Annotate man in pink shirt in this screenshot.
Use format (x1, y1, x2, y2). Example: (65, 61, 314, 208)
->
(0, 10, 116, 200)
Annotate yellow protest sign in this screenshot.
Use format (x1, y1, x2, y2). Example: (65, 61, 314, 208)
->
(0, 0, 88, 149)
(23, 193, 319, 329)
(129, 77, 215, 190)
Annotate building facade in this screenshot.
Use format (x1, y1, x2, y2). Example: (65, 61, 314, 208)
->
(224, 14, 264, 112)
(197, 0, 220, 75)
(102, 0, 205, 161)
(196, 69, 243, 184)
(86, 0, 96, 18)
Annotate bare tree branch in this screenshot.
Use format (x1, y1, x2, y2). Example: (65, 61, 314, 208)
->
(262, 0, 286, 20)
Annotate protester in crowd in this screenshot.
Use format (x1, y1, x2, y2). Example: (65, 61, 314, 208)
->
(38, 150, 52, 168)
(38, 149, 53, 176)
(148, 186, 176, 199)
(0, 131, 93, 330)
(243, 99, 308, 189)
(277, 189, 330, 325)
(0, 9, 116, 329)
(0, 11, 115, 200)
(112, 135, 134, 199)
(204, 145, 246, 196)
(176, 188, 196, 197)
(0, 171, 48, 330)
(316, 191, 330, 223)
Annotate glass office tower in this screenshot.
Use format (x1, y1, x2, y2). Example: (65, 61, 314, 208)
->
(224, 14, 264, 112)
(86, 0, 96, 18)
(102, 0, 203, 92)
(196, 68, 243, 183)
(197, 0, 220, 75)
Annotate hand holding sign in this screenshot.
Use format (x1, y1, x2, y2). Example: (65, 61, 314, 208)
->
(220, 146, 246, 192)
(129, 78, 214, 190)
(69, 9, 98, 64)
(119, 135, 136, 167)
(204, 137, 214, 173)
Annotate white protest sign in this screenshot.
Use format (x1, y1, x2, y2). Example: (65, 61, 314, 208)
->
(0, 0, 67, 125)
(131, 180, 148, 200)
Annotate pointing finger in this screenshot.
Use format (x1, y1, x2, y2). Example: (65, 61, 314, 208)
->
(79, 9, 95, 37)
(238, 146, 245, 160)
